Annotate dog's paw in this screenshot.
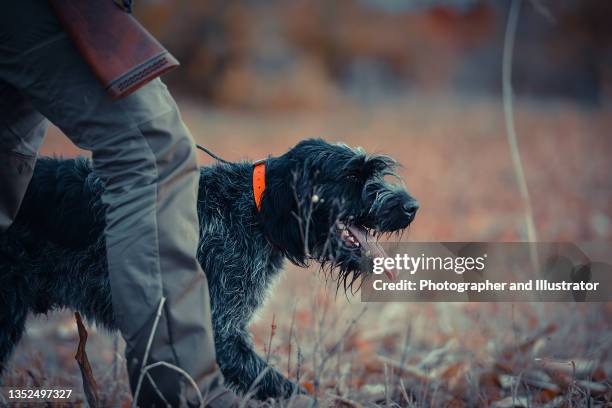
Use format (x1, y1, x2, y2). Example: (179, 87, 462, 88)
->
(282, 379, 308, 398)
(254, 371, 302, 400)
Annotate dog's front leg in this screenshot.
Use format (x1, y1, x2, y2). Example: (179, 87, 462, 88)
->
(215, 331, 304, 400)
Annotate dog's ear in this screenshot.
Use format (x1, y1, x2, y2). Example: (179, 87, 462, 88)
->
(342, 154, 396, 182)
(260, 159, 309, 266)
(363, 155, 397, 178)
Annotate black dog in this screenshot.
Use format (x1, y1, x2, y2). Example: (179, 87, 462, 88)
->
(0, 139, 418, 399)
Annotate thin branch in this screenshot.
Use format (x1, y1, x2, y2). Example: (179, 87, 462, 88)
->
(145, 372, 171, 406)
(529, 0, 556, 23)
(265, 313, 277, 363)
(113, 333, 121, 382)
(139, 361, 204, 406)
(130, 297, 205, 407)
(313, 306, 367, 395)
(74, 312, 100, 408)
(502, 0, 540, 272)
(131, 296, 166, 408)
(287, 303, 297, 377)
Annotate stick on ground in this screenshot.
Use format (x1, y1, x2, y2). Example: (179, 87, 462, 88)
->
(75, 312, 100, 408)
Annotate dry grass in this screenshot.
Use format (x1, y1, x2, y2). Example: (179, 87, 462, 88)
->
(4, 95, 612, 407)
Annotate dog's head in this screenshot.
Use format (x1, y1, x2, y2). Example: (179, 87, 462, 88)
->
(260, 139, 418, 291)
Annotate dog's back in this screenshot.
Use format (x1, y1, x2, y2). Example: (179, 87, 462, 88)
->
(0, 156, 279, 329)
(11, 157, 106, 249)
(0, 158, 115, 327)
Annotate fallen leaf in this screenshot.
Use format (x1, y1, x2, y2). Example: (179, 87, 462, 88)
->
(536, 388, 558, 403)
(301, 380, 315, 395)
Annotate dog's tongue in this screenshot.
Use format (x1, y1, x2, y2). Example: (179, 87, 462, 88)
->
(348, 225, 397, 280)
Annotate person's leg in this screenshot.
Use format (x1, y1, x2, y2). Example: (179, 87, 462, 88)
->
(0, 1, 222, 405)
(0, 82, 47, 231)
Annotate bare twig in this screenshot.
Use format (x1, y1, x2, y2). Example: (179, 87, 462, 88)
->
(398, 379, 414, 407)
(265, 313, 277, 363)
(529, 0, 556, 23)
(287, 303, 297, 377)
(145, 371, 171, 406)
(131, 296, 166, 408)
(296, 347, 303, 386)
(384, 362, 391, 407)
(392, 323, 413, 401)
(26, 369, 42, 387)
(502, 0, 540, 272)
(139, 361, 204, 406)
(377, 356, 431, 384)
(313, 307, 367, 396)
(290, 170, 320, 258)
(130, 297, 204, 407)
(291, 173, 307, 256)
(74, 312, 100, 408)
(113, 333, 121, 382)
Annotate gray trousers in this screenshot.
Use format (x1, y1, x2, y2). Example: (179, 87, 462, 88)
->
(0, 1, 222, 405)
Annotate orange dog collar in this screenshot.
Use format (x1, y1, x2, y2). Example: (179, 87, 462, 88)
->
(252, 160, 266, 211)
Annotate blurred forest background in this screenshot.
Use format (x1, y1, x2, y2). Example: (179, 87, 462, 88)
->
(142, 0, 612, 109)
(5, 0, 612, 407)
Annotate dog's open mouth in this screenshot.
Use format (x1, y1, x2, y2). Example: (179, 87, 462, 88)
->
(336, 221, 397, 280)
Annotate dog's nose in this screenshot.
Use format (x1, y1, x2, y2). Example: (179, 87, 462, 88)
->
(403, 201, 419, 222)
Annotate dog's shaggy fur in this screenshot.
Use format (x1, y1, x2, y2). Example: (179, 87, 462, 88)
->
(0, 139, 417, 399)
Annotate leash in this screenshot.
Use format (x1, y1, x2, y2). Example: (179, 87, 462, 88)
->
(195, 143, 232, 164)
(195, 143, 266, 212)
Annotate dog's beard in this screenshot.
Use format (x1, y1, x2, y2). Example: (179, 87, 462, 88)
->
(312, 219, 404, 294)
(336, 222, 396, 280)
